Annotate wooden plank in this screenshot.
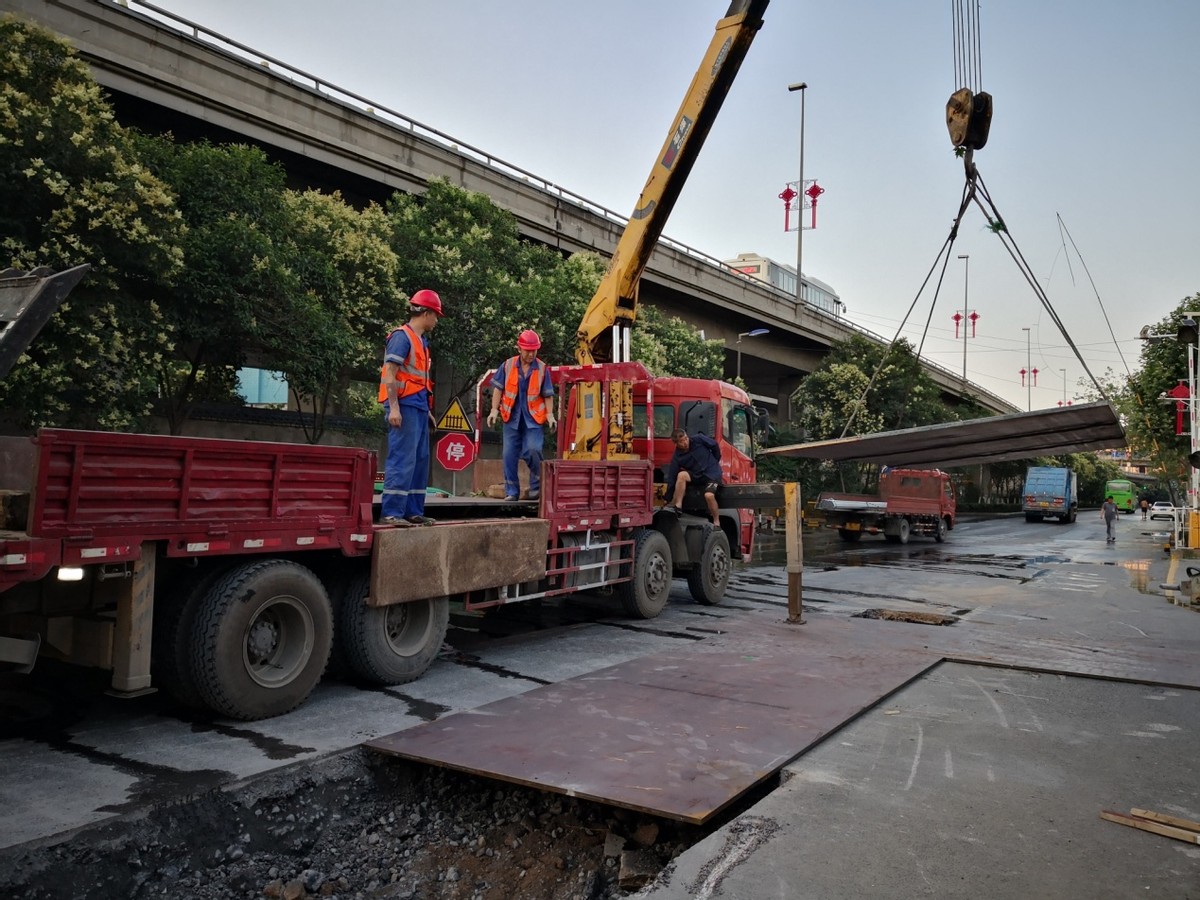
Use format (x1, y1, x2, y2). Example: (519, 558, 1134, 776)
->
(1129, 808, 1200, 834)
(1100, 810, 1200, 845)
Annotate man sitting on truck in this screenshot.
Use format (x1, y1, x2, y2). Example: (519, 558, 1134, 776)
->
(662, 429, 722, 526)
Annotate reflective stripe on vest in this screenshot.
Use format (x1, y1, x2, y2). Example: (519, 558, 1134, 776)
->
(378, 324, 432, 403)
(498, 357, 547, 424)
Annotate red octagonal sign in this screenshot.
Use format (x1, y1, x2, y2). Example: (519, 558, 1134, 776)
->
(435, 432, 475, 472)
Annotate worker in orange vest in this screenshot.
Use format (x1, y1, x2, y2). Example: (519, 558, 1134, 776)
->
(379, 289, 443, 526)
(486, 329, 556, 501)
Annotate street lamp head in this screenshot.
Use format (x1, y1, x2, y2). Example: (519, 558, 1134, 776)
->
(957, 254, 969, 260)
(739, 328, 769, 340)
(788, 82, 807, 92)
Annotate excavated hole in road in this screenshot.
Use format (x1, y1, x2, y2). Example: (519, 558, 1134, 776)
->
(853, 609, 960, 626)
(0, 746, 781, 900)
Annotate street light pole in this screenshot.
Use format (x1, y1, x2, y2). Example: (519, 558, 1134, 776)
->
(787, 82, 807, 306)
(1022, 327, 1032, 411)
(1060, 368, 1067, 406)
(957, 254, 969, 386)
(736, 328, 769, 382)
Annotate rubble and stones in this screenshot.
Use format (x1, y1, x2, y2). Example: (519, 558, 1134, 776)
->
(0, 748, 715, 899)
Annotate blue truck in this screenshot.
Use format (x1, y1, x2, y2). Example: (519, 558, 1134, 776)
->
(1022, 466, 1079, 523)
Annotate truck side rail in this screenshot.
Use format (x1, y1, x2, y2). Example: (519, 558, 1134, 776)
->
(24, 429, 376, 557)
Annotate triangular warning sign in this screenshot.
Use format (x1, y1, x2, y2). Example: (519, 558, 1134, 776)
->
(435, 398, 474, 433)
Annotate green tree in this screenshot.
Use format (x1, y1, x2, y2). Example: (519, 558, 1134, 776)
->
(133, 136, 297, 432)
(1100, 298, 1200, 486)
(271, 189, 400, 442)
(0, 18, 183, 429)
(632, 304, 725, 379)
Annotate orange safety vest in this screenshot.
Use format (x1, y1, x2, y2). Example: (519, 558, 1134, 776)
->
(378, 324, 433, 406)
(498, 356, 548, 424)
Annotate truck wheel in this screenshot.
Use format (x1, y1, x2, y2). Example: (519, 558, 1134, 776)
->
(896, 519, 911, 544)
(618, 529, 673, 619)
(837, 528, 862, 542)
(934, 518, 948, 543)
(687, 526, 731, 606)
(152, 564, 234, 709)
(191, 559, 332, 721)
(338, 573, 449, 685)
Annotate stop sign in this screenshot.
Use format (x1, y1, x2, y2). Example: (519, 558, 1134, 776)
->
(435, 432, 475, 472)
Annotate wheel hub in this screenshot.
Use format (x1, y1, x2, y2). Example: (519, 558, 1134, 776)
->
(247, 618, 278, 662)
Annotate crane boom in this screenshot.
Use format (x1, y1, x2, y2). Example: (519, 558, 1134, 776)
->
(569, 0, 768, 459)
(576, 0, 769, 365)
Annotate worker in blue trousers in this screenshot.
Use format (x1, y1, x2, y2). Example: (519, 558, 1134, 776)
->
(486, 330, 556, 501)
(379, 289, 443, 527)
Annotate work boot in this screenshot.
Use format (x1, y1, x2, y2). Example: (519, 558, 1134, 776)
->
(526, 489, 539, 501)
(406, 515, 436, 526)
(381, 516, 413, 528)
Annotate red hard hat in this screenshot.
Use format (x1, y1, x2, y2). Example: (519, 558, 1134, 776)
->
(517, 329, 541, 350)
(410, 289, 444, 317)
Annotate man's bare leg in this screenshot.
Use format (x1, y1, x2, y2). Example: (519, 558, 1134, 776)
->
(705, 491, 719, 526)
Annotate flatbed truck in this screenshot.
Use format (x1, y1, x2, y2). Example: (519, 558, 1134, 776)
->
(818, 468, 956, 544)
(0, 0, 784, 719)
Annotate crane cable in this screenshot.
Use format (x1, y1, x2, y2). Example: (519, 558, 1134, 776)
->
(838, 0, 1112, 440)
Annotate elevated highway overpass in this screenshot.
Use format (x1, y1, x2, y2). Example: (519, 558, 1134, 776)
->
(10, 0, 1018, 420)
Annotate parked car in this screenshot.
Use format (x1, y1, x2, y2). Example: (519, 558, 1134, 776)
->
(1149, 501, 1176, 521)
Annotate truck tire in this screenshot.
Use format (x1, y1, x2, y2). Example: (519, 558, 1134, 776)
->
(896, 518, 911, 544)
(152, 564, 235, 710)
(338, 573, 449, 685)
(934, 517, 948, 543)
(837, 528, 862, 542)
(618, 529, 673, 619)
(687, 526, 731, 606)
(190, 559, 332, 721)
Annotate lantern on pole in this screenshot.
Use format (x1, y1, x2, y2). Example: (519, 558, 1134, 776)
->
(778, 185, 798, 233)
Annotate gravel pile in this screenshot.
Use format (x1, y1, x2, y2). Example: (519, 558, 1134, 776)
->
(0, 749, 710, 899)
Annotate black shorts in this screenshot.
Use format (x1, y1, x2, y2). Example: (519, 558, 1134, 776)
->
(701, 479, 721, 495)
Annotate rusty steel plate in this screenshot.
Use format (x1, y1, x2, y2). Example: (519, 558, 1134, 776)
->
(367, 616, 941, 824)
(368, 585, 1200, 824)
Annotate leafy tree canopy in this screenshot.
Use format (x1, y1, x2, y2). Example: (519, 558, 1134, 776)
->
(0, 17, 183, 429)
(1095, 296, 1200, 486)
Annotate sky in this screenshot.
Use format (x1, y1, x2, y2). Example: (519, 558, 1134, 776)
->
(146, 0, 1199, 411)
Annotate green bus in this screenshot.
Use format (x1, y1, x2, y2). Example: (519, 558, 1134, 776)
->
(1105, 479, 1136, 514)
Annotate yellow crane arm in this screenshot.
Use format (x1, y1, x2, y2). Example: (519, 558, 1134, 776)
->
(574, 0, 769, 367)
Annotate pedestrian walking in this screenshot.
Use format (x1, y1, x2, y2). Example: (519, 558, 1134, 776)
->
(486, 329, 556, 501)
(379, 289, 443, 527)
(1140, 497, 1149, 521)
(662, 429, 723, 526)
(1102, 495, 1118, 543)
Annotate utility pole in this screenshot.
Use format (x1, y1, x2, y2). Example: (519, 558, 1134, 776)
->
(787, 82, 807, 305)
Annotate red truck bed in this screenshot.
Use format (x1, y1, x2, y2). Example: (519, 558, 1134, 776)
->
(1, 429, 375, 590)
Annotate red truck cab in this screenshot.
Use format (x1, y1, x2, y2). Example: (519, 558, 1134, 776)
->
(632, 377, 758, 558)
